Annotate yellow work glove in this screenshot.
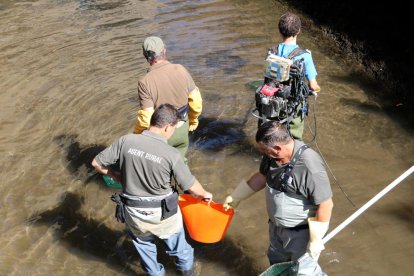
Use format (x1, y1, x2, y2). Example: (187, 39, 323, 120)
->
(188, 118, 199, 132)
(307, 217, 329, 260)
(223, 179, 256, 211)
(312, 87, 321, 93)
(133, 108, 154, 134)
(188, 86, 202, 132)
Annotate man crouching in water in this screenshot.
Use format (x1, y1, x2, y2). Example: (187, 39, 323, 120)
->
(92, 104, 212, 276)
(223, 121, 333, 275)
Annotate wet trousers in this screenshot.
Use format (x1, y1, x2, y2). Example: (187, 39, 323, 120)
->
(130, 227, 194, 276)
(288, 116, 305, 140)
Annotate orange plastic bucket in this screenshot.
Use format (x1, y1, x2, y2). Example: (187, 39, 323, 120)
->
(178, 194, 234, 243)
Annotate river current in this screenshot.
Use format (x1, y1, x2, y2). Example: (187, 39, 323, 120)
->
(0, 0, 413, 275)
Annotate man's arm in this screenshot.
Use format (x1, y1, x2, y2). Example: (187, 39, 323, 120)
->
(91, 158, 121, 181)
(223, 172, 266, 210)
(247, 172, 267, 191)
(309, 79, 321, 94)
(188, 86, 202, 132)
(134, 80, 155, 134)
(186, 179, 213, 201)
(133, 107, 154, 134)
(307, 197, 334, 259)
(315, 197, 334, 222)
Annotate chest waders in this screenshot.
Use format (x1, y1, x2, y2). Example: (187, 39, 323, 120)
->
(268, 144, 309, 192)
(266, 144, 314, 228)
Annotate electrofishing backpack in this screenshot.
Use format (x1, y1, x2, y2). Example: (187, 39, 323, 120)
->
(253, 46, 311, 126)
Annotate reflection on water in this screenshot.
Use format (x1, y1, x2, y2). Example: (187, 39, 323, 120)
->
(0, 0, 413, 275)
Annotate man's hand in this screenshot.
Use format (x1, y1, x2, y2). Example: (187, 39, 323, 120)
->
(223, 195, 241, 211)
(307, 217, 329, 260)
(222, 180, 256, 211)
(201, 192, 213, 203)
(189, 119, 199, 132)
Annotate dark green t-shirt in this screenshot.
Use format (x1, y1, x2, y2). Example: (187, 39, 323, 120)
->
(96, 131, 195, 196)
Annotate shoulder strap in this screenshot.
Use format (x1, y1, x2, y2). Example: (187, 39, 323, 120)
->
(269, 45, 307, 59)
(287, 47, 308, 59)
(279, 144, 310, 192)
(290, 144, 309, 167)
(270, 45, 278, 55)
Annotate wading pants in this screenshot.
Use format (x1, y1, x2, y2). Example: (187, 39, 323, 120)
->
(267, 221, 327, 276)
(168, 119, 189, 164)
(131, 227, 194, 276)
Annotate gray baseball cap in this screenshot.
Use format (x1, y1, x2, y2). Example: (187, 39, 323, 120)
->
(142, 36, 165, 56)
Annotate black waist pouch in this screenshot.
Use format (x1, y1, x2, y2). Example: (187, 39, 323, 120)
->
(111, 194, 126, 223)
(178, 105, 189, 121)
(161, 191, 179, 221)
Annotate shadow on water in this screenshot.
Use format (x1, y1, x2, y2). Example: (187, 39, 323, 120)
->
(29, 190, 262, 275)
(54, 134, 107, 184)
(330, 73, 414, 135)
(190, 238, 262, 275)
(189, 114, 259, 157)
(384, 202, 414, 232)
(190, 117, 247, 152)
(46, 134, 262, 275)
(29, 192, 140, 275)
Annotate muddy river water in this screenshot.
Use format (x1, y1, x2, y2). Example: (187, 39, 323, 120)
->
(1, 0, 413, 275)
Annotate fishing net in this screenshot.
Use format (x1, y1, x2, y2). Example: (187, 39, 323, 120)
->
(247, 79, 264, 91)
(102, 174, 122, 189)
(259, 261, 299, 276)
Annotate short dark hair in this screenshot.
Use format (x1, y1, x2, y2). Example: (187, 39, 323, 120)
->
(150, 104, 180, 128)
(278, 12, 301, 38)
(255, 121, 292, 147)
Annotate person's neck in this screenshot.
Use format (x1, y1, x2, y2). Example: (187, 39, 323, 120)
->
(283, 36, 297, 45)
(148, 126, 165, 138)
(150, 59, 167, 66)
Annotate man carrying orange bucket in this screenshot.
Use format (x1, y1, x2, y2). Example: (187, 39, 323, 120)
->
(92, 104, 213, 276)
(223, 121, 333, 275)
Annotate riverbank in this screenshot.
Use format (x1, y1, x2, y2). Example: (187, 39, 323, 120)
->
(279, 0, 414, 123)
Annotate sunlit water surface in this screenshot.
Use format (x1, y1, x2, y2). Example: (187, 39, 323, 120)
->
(0, 0, 413, 275)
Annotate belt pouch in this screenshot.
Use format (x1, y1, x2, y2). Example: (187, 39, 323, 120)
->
(178, 105, 189, 121)
(111, 194, 126, 223)
(160, 192, 179, 221)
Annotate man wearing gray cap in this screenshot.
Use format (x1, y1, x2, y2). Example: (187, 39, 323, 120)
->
(133, 36, 203, 163)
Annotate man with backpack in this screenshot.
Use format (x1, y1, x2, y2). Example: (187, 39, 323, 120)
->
(256, 12, 321, 140)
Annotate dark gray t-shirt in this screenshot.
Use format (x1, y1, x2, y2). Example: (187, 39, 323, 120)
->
(260, 140, 332, 205)
(96, 131, 195, 196)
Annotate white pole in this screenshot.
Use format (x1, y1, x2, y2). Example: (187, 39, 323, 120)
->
(323, 165, 414, 244)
